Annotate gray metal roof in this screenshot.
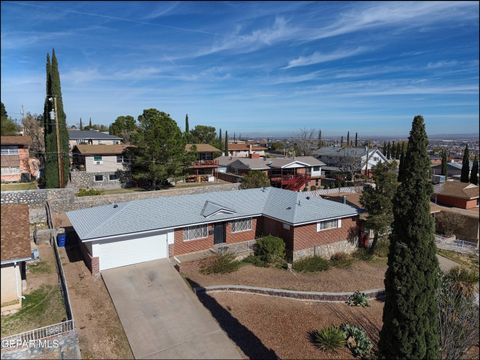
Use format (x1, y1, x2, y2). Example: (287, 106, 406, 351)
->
(68, 130, 122, 140)
(67, 187, 358, 241)
(229, 158, 271, 170)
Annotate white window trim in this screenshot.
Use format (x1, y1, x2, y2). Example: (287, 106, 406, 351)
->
(183, 225, 209, 241)
(231, 218, 252, 233)
(94, 175, 104, 182)
(317, 218, 341, 232)
(1, 167, 21, 175)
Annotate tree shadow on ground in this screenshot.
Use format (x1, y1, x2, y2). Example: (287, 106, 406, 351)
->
(63, 228, 84, 263)
(185, 278, 278, 359)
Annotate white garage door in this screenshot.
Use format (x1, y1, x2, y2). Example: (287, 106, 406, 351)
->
(94, 232, 171, 271)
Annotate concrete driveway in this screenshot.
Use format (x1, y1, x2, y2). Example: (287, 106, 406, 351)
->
(102, 259, 243, 359)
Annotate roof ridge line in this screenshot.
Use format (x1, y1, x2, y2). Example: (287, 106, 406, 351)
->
(83, 201, 132, 238)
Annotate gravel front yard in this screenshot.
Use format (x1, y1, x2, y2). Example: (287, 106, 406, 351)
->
(205, 292, 384, 359)
(181, 259, 387, 292)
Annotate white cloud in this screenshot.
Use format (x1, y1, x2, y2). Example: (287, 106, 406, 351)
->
(284, 47, 370, 69)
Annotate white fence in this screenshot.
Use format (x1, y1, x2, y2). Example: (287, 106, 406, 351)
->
(435, 235, 478, 254)
(1, 320, 74, 350)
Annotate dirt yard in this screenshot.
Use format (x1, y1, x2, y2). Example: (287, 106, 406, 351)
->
(181, 259, 387, 292)
(1, 242, 66, 337)
(203, 292, 384, 359)
(59, 243, 133, 359)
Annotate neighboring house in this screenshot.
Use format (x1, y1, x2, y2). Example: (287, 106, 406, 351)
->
(227, 143, 267, 157)
(185, 144, 221, 183)
(67, 130, 122, 149)
(314, 147, 387, 176)
(71, 144, 131, 189)
(66, 187, 360, 275)
(268, 156, 324, 191)
(1, 205, 31, 313)
(433, 181, 479, 210)
(1, 136, 37, 183)
(431, 161, 476, 180)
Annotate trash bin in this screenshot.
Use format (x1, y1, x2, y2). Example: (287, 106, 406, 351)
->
(57, 233, 67, 247)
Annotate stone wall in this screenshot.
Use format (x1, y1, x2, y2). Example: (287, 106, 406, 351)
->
(1, 188, 75, 206)
(293, 239, 359, 261)
(49, 183, 241, 213)
(69, 170, 131, 190)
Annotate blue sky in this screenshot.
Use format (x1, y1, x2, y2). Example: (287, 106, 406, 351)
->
(1, 1, 479, 137)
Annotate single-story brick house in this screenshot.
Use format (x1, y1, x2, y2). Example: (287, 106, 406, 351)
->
(66, 187, 360, 275)
(1, 204, 31, 313)
(433, 181, 479, 210)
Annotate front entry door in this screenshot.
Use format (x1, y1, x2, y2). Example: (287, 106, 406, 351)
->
(214, 223, 226, 244)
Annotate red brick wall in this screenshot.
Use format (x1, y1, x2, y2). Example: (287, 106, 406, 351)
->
(79, 241, 100, 276)
(292, 216, 358, 251)
(262, 217, 294, 254)
(173, 217, 262, 256)
(435, 195, 474, 209)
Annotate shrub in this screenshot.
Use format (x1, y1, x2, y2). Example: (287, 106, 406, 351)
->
(310, 185, 317, 191)
(199, 253, 241, 274)
(330, 253, 353, 268)
(352, 248, 373, 261)
(311, 326, 345, 352)
(446, 267, 479, 297)
(242, 254, 266, 267)
(254, 236, 286, 265)
(340, 324, 373, 358)
(77, 188, 103, 197)
(373, 240, 389, 257)
(293, 256, 330, 272)
(346, 291, 370, 307)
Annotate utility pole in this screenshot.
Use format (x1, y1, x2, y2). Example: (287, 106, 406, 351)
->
(21, 105, 25, 135)
(50, 97, 64, 188)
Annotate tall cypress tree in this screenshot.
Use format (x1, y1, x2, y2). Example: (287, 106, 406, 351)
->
(354, 132, 358, 147)
(318, 129, 322, 148)
(79, 117, 83, 130)
(218, 128, 222, 146)
(383, 141, 387, 156)
(346, 131, 350, 147)
(185, 113, 189, 134)
(224, 130, 228, 155)
(89, 117, 92, 128)
(340, 136, 344, 146)
(379, 115, 440, 359)
(460, 144, 470, 183)
(395, 142, 401, 160)
(397, 150, 405, 182)
(43, 49, 69, 188)
(441, 149, 448, 176)
(386, 142, 391, 159)
(470, 155, 478, 185)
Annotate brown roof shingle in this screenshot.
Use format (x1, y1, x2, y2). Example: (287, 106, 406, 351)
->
(185, 144, 221, 153)
(1, 204, 31, 263)
(1, 136, 32, 146)
(73, 144, 131, 155)
(434, 181, 479, 200)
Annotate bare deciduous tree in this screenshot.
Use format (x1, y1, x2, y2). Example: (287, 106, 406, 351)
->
(295, 128, 316, 156)
(22, 113, 45, 164)
(436, 212, 466, 237)
(438, 275, 479, 359)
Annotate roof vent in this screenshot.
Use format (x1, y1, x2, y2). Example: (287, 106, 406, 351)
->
(306, 196, 310, 200)
(113, 204, 118, 208)
(297, 200, 301, 206)
(286, 206, 292, 210)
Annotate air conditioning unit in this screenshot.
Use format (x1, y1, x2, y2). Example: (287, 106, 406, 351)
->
(95, 161, 101, 165)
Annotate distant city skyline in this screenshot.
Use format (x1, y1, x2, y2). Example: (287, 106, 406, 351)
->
(1, 1, 479, 136)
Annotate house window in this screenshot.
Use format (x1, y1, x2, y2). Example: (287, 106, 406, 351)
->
(184, 225, 208, 241)
(109, 174, 118, 181)
(93, 155, 102, 162)
(1, 167, 20, 175)
(231, 218, 252, 233)
(313, 166, 320, 171)
(317, 219, 341, 231)
(0, 146, 19, 155)
(116, 155, 123, 163)
(94, 175, 104, 182)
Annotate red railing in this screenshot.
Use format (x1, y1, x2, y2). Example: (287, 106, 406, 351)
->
(190, 160, 219, 168)
(270, 175, 310, 191)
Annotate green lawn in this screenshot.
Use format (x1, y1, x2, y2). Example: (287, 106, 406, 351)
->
(1, 285, 67, 337)
(1, 182, 38, 191)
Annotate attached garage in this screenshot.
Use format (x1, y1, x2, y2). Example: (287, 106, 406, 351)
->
(91, 231, 174, 271)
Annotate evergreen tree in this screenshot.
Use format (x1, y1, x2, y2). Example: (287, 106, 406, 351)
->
(240, 171, 271, 189)
(224, 130, 228, 155)
(110, 115, 137, 144)
(346, 131, 350, 147)
(391, 141, 396, 159)
(470, 155, 478, 185)
(397, 150, 405, 182)
(383, 141, 387, 156)
(395, 142, 402, 160)
(130, 109, 191, 189)
(379, 115, 440, 359)
(360, 161, 398, 253)
(1, 102, 19, 135)
(460, 144, 470, 183)
(441, 149, 448, 176)
(219, 128, 222, 146)
(318, 129, 322, 148)
(89, 117, 92, 128)
(233, 132, 236, 143)
(43, 49, 69, 188)
(340, 136, 344, 146)
(185, 113, 189, 133)
(355, 132, 358, 147)
(386, 142, 391, 159)
(79, 117, 83, 130)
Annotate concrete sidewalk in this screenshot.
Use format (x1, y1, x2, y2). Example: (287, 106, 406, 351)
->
(102, 259, 243, 359)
